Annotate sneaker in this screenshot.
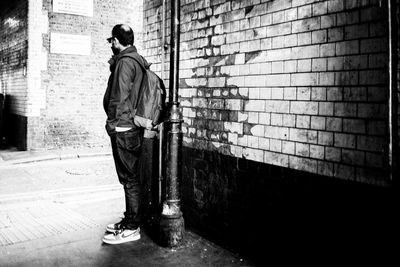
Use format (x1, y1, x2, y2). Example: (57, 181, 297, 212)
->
(106, 218, 127, 233)
(102, 228, 141, 245)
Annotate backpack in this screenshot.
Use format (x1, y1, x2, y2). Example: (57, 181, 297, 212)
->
(123, 54, 167, 129)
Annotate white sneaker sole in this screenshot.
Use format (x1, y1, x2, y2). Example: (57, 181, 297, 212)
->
(102, 234, 141, 245)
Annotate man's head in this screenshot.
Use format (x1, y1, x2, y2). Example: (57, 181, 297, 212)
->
(107, 24, 134, 54)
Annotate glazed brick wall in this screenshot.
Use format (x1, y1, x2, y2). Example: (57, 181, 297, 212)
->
(143, 0, 396, 186)
(26, 0, 144, 149)
(0, 0, 28, 116)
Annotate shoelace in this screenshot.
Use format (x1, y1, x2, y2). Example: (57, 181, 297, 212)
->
(113, 229, 124, 236)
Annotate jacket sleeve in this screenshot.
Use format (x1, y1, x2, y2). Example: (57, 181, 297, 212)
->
(113, 58, 136, 123)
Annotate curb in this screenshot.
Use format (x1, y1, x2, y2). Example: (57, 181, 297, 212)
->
(0, 151, 112, 166)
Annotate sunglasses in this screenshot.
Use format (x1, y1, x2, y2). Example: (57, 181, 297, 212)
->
(107, 37, 116, 43)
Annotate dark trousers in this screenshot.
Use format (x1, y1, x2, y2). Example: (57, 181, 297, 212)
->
(110, 128, 144, 230)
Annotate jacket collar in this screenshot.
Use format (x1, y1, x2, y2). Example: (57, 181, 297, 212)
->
(108, 45, 138, 71)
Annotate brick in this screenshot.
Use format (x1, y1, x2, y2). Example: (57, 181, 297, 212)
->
(310, 144, 324, 159)
(360, 37, 387, 53)
(327, 27, 344, 42)
(285, 8, 297, 21)
(282, 140, 295, 154)
(311, 87, 327, 101)
(250, 125, 265, 137)
(318, 131, 334, 146)
(247, 136, 259, 148)
(266, 22, 291, 37)
(297, 59, 311, 72)
(259, 112, 271, 125)
(344, 24, 369, 40)
(292, 17, 320, 33)
(320, 43, 335, 57)
(265, 100, 290, 113)
(270, 139, 282, 152)
(264, 151, 289, 167)
(224, 121, 243, 134)
(244, 100, 265, 112)
(283, 87, 297, 100)
(359, 70, 387, 85)
(244, 75, 266, 87)
(265, 48, 291, 61)
(321, 14, 336, 28)
(297, 87, 311, 100)
(319, 73, 335, 85)
(334, 103, 357, 117)
(248, 112, 259, 123)
(336, 40, 359, 55)
(365, 152, 383, 168)
(358, 103, 386, 119)
(289, 128, 318, 143)
(334, 133, 356, 148)
(289, 156, 317, 173)
(259, 137, 270, 150)
(326, 117, 342, 131)
(327, 0, 344, 13)
(313, 2, 327, 16)
(243, 147, 264, 162)
(271, 87, 284, 99)
(265, 74, 291, 86)
(261, 14, 272, 26)
(272, 36, 285, 49)
(272, 10, 286, 24)
(298, 5, 312, 19)
(292, 44, 319, 59)
(312, 58, 327, 71)
(318, 161, 334, 176)
(283, 114, 296, 127)
(211, 35, 226, 46)
(334, 164, 355, 180)
(366, 120, 386, 135)
(284, 34, 298, 47)
(268, 0, 292, 12)
(295, 142, 310, 156)
(343, 119, 366, 134)
(225, 99, 242, 110)
(297, 32, 312, 45)
(264, 125, 289, 140)
(357, 136, 386, 152)
(296, 115, 310, 128)
(342, 149, 365, 166)
(312, 29, 327, 43)
(327, 87, 342, 101)
(290, 101, 318, 115)
(249, 88, 260, 99)
(291, 73, 318, 86)
(325, 146, 341, 162)
(310, 116, 325, 130)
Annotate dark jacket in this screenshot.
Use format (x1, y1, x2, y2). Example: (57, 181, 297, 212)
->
(103, 46, 146, 135)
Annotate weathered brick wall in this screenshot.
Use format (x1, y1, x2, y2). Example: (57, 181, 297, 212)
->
(0, 0, 28, 116)
(144, 0, 393, 186)
(26, 0, 144, 149)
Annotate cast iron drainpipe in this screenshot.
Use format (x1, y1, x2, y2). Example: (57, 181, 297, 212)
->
(159, 0, 184, 247)
(157, 0, 167, 206)
(388, 0, 399, 187)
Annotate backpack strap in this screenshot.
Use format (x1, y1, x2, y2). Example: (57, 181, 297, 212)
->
(119, 53, 148, 118)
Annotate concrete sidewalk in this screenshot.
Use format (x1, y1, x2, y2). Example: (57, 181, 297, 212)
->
(0, 149, 254, 266)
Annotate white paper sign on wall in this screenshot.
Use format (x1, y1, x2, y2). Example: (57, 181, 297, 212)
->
(53, 0, 93, 17)
(50, 33, 91, 56)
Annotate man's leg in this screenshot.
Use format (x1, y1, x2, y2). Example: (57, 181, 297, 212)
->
(103, 129, 143, 244)
(108, 129, 143, 230)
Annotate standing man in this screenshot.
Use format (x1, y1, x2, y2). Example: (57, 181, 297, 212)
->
(102, 24, 146, 245)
